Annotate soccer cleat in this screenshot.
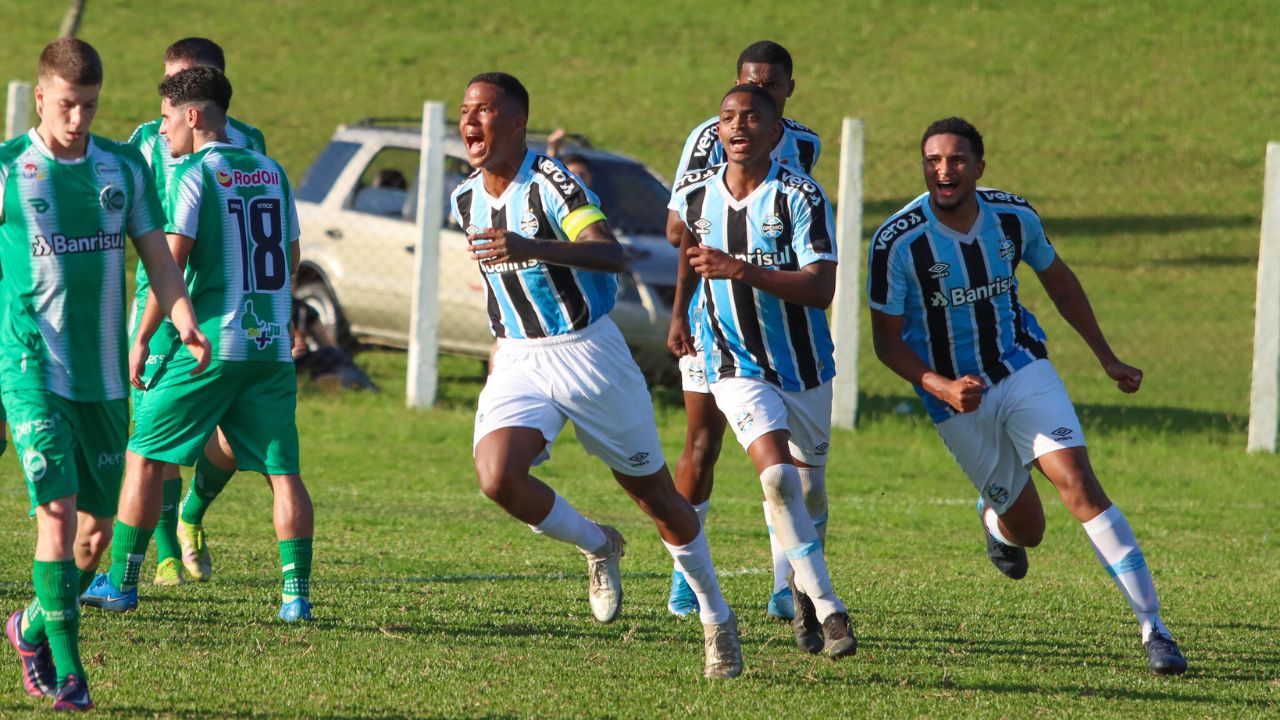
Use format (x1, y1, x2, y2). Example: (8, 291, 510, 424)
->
(821, 611, 858, 659)
(1144, 630, 1188, 675)
(786, 571, 823, 654)
(80, 573, 138, 613)
(52, 673, 93, 712)
(6, 610, 56, 697)
(177, 519, 212, 582)
(581, 524, 625, 624)
(702, 612, 743, 679)
(978, 497, 1028, 580)
(278, 598, 313, 623)
(667, 569, 699, 618)
(766, 586, 795, 622)
(153, 557, 185, 586)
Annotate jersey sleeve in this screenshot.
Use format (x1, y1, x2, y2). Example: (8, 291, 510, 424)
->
(535, 156, 605, 242)
(281, 164, 300, 243)
(667, 118, 720, 210)
(788, 179, 837, 267)
(164, 161, 205, 239)
(1021, 211, 1056, 271)
(248, 127, 267, 154)
(125, 149, 165, 238)
(867, 237, 910, 315)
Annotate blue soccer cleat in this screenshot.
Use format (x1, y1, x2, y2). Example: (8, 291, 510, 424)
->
(667, 569, 699, 618)
(79, 573, 138, 613)
(766, 586, 795, 622)
(6, 610, 56, 697)
(278, 598, 312, 623)
(52, 673, 93, 712)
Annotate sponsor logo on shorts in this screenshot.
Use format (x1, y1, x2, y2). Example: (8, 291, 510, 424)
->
(519, 211, 539, 236)
(31, 230, 125, 257)
(97, 452, 124, 469)
(240, 299, 286, 349)
(1051, 427, 1074, 440)
(761, 216, 784, 239)
(12, 417, 57, 441)
(99, 185, 126, 212)
(627, 452, 651, 468)
(686, 362, 706, 387)
(814, 442, 829, 456)
(23, 450, 47, 483)
(734, 410, 754, 433)
(985, 484, 1010, 507)
(928, 262, 950, 279)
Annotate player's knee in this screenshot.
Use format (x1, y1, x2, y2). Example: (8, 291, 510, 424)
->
(759, 464, 799, 506)
(474, 460, 519, 504)
(1055, 468, 1106, 515)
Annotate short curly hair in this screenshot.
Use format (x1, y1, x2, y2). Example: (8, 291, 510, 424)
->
(921, 117, 984, 160)
(158, 66, 232, 114)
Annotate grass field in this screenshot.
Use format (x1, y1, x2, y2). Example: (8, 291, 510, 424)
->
(1, 0, 1279, 717)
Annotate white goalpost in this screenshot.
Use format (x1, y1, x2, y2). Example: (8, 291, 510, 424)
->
(5, 81, 32, 140)
(830, 117, 864, 429)
(406, 101, 445, 409)
(1247, 141, 1280, 453)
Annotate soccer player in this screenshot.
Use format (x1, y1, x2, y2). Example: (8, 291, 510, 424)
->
(453, 72, 741, 679)
(664, 40, 822, 622)
(1, 38, 209, 710)
(669, 85, 856, 659)
(125, 37, 267, 586)
(83, 67, 315, 623)
(866, 117, 1188, 675)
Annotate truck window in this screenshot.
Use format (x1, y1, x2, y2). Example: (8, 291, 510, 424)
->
(297, 140, 360, 204)
(349, 147, 420, 220)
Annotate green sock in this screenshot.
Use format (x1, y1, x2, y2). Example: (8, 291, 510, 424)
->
(180, 459, 234, 525)
(154, 477, 183, 562)
(108, 521, 153, 591)
(33, 559, 84, 684)
(21, 570, 93, 645)
(279, 537, 313, 601)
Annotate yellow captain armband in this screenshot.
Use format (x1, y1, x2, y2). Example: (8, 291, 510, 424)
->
(561, 204, 606, 242)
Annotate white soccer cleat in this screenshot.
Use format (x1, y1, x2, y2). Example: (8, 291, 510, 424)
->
(703, 612, 743, 679)
(582, 524, 625, 624)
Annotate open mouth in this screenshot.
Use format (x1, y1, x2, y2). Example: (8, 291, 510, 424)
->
(936, 180, 958, 196)
(728, 134, 751, 152)
(463, 129, 486, 157)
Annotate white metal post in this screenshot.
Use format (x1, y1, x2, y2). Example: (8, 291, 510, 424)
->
(831, 118, 864, 429)
(1247, 142, 1280, 452)
(5, 81, 32, 140)
(406, 101, 445, 408)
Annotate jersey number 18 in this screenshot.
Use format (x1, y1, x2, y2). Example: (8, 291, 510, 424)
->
(227, 197, 287, 292)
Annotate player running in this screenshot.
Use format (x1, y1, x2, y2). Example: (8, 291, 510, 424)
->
(867, 117, 1188, 675)
(453, 72, 741, 679)
(664, 40, 821, 622)
(1, 38, 209, 711)
(82, 67, 315, 623)
(669, 85, 856, 659)
(125, 37, 267, 587)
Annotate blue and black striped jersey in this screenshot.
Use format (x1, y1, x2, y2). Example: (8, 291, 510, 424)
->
(450, 149, 615, 339)
(667, 116, 821, 210)
(672, 162, 838, 392)
(867, 189, 1057, 423)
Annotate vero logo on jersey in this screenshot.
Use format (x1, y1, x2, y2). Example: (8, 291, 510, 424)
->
(218, 168, 280, 188)
(930, 275, 1013, 308)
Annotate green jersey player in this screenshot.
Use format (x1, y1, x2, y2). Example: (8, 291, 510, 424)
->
(125, 38, 266, 587)
(1, 39, 208, 711)
(84, 66, 314, 623)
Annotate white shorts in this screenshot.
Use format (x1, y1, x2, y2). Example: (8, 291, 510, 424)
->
(709, 376, 832, 466)
(936, 359, 1086, 514)
(473, 317, 666, 476)
(679, 352, 711, 394)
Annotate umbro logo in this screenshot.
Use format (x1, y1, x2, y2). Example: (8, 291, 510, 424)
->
(627, 452, 651, 467)
(928, 262, 950, 279)
(814, 442, 829, 456)
(1051, 427, 1073, 439)
(465, 224, 480, 236)
(694, 218, 712, 236)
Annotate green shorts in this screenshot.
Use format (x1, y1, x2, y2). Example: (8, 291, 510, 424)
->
(2, 390, 127, 517)
(129, 356, 300, 475)
(129, 310, 179, 410)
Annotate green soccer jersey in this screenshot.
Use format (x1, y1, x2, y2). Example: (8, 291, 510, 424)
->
(128, 116, 266, 306)
(165, 142, 299, 362)
(0, 130, 165, 401)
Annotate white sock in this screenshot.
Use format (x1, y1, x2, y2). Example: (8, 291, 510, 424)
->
(1083, 504, 1167, 641)
(797, 466, 828, 546)
(664, 531, 732, 625)
(984, 506, 1021, 547)
(765, 501, 790, 593)
(760, 464, 845, 621)
(529, 494, 607, 554)
(693, 500, 710, 529)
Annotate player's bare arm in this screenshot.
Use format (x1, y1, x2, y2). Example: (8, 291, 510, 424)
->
(665, 209, 686, 248)
(870, 309, 985, 413)
(688, 247, 836, 309)
(667, 226, 700, 358)
(466, 222, 627, 273)
(131, 231, 208, 385)
(1035, 256, 1142, 393)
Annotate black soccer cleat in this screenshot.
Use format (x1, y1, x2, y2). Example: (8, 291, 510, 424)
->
(820, 611, 858, 659)
(984, 528, 1029, 580)
(786, 571, 823, 654)
(1144, 630, 1188, 675)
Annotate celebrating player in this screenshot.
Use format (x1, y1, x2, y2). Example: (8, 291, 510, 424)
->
(125, 37, 267, 587)
(664, 40, 822, 622)
(452, 72, 742, 679)
(669, 85, 857, 659)
(866, 117, 1187, 675)
(83, 67, 315, 623)
(1, 38, 209, 710)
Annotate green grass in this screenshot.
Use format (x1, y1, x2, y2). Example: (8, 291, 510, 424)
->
(1, 0, 1279, 717)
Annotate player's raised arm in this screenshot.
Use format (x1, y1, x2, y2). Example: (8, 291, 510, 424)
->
(1035, 256, 1142, 393)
